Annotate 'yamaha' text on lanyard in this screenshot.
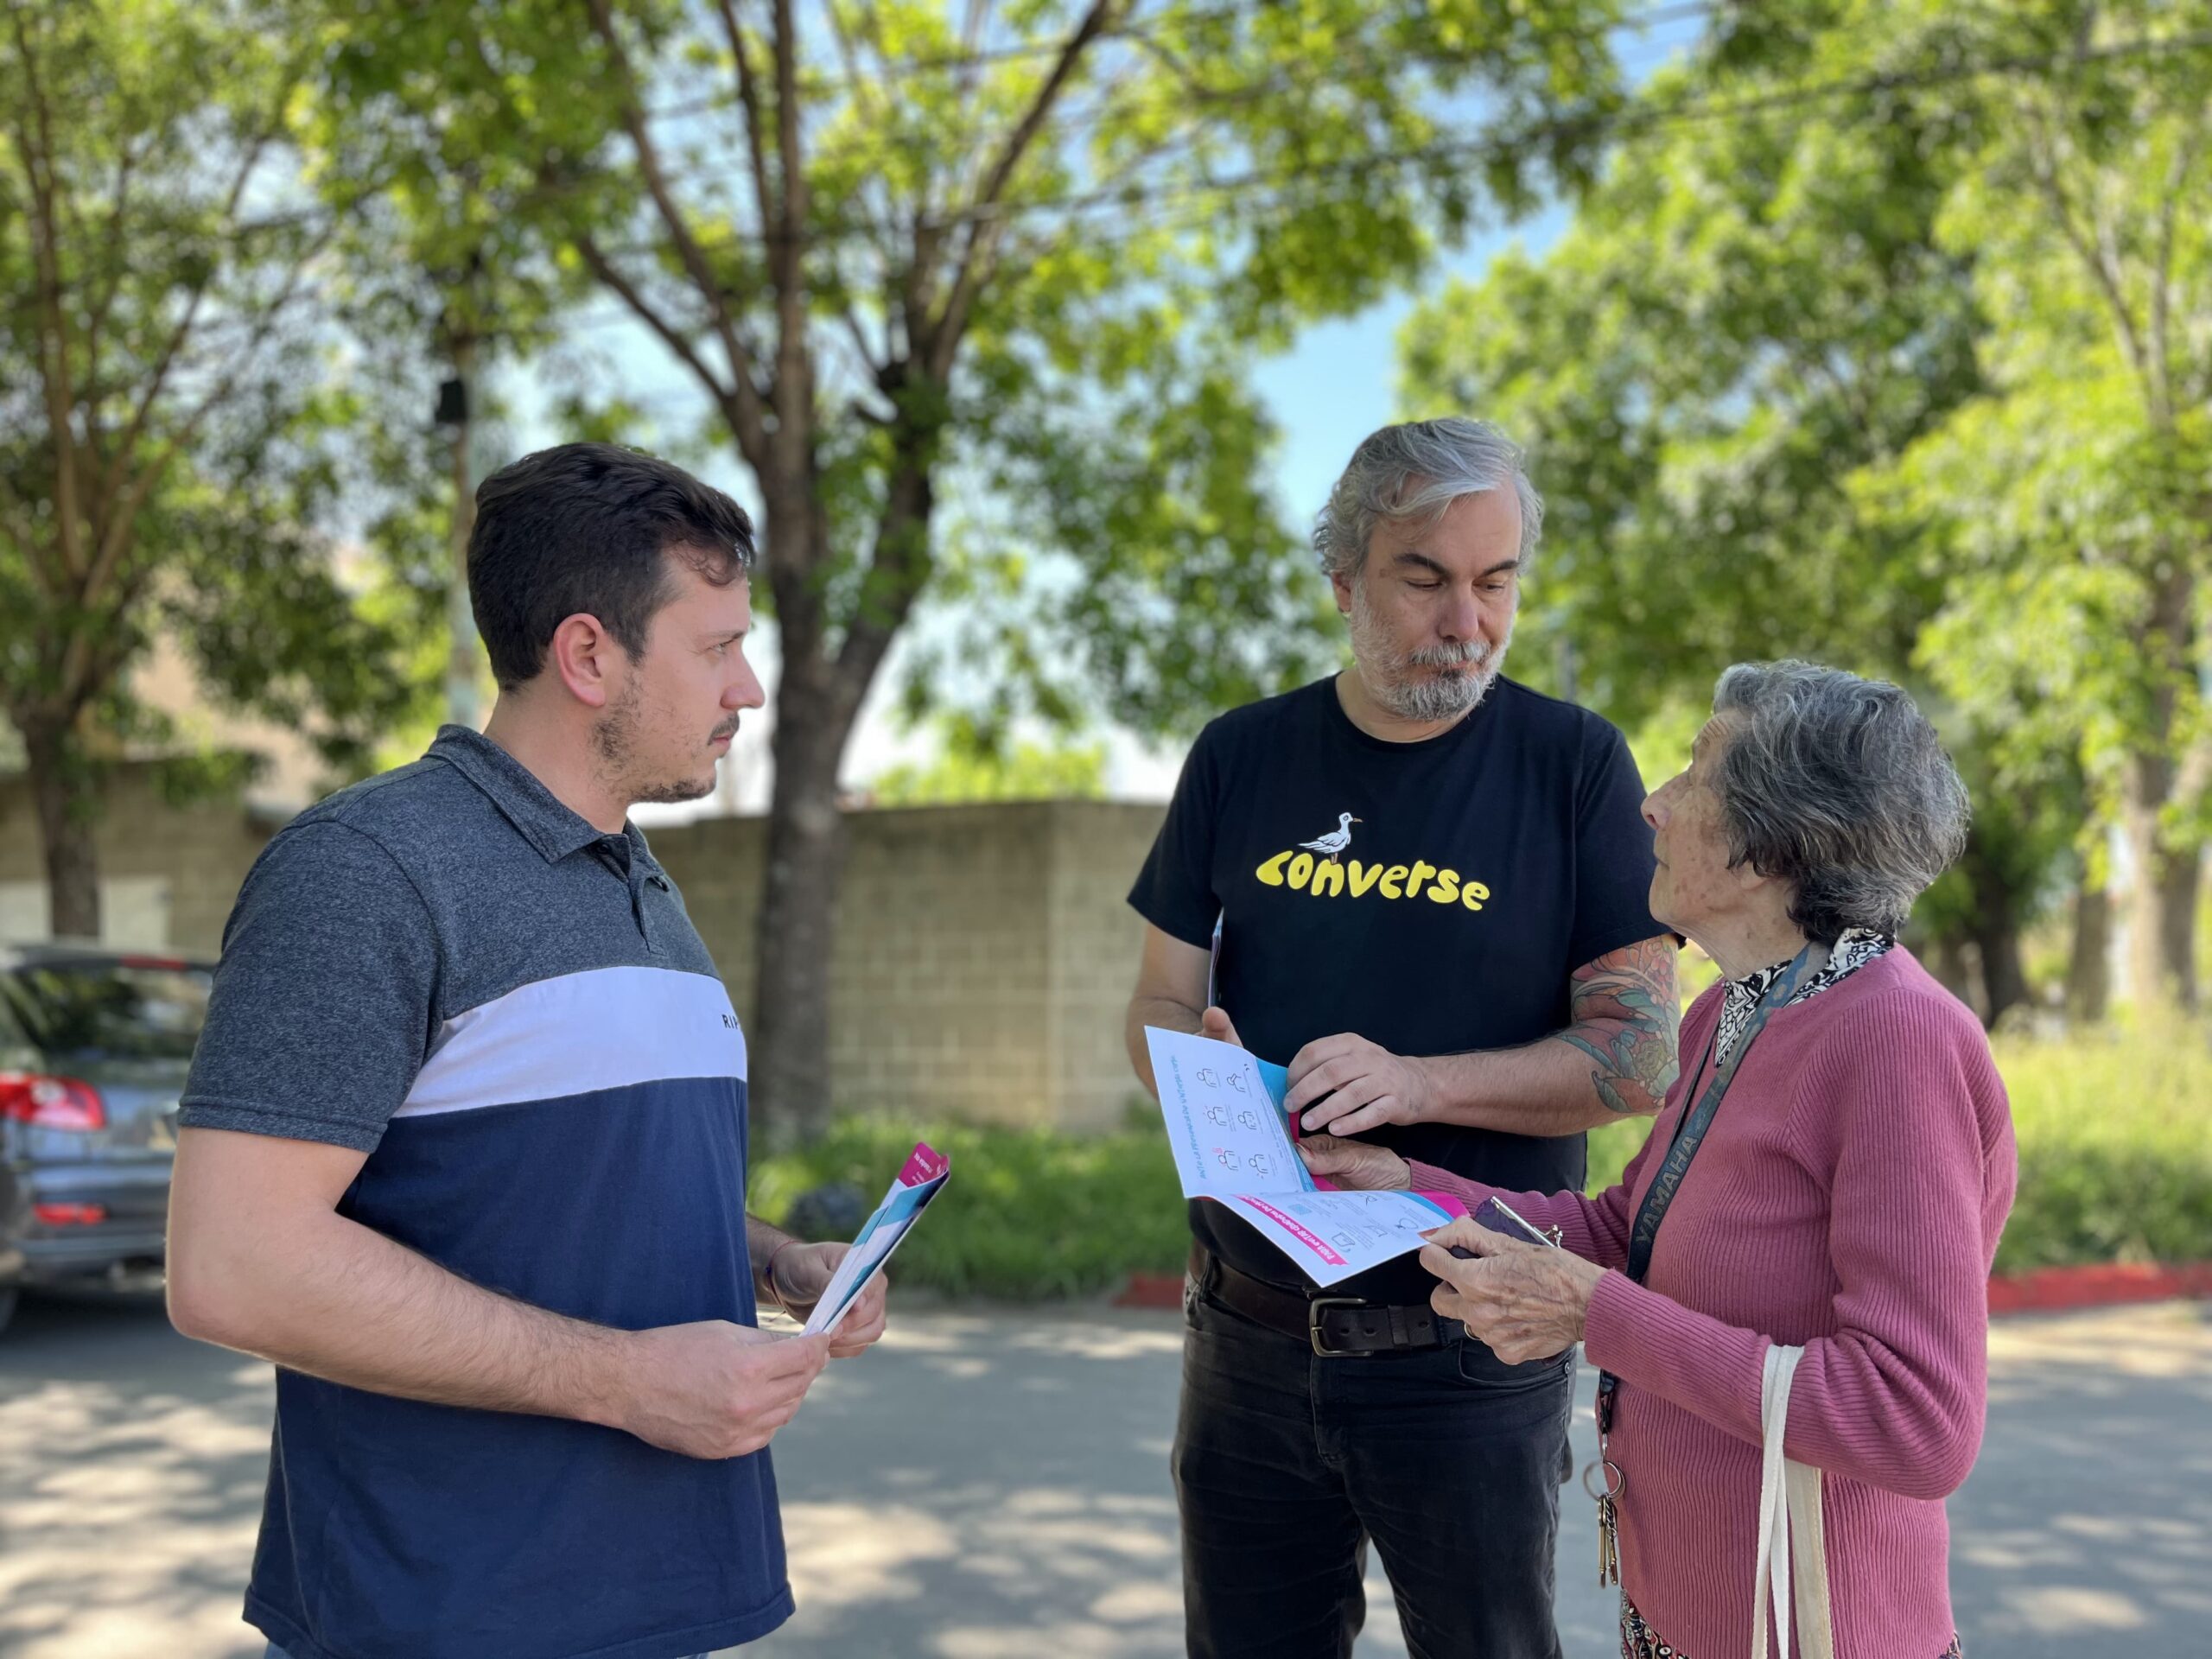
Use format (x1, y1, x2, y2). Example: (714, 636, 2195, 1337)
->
(1602, 943, 1819, 1427)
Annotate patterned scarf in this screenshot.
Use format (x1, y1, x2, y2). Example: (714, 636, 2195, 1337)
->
(1713, 927, 1893, 1066)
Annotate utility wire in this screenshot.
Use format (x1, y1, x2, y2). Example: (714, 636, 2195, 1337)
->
(589, 25, 2212, 258)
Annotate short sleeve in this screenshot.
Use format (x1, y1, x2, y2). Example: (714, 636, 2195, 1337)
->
(1127, 725, 1224, 949)
(1567, 722, 1662, 969)
(180, 821, 440, 1152)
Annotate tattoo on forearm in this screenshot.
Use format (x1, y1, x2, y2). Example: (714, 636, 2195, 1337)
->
(1560, 937, 1681, 1115)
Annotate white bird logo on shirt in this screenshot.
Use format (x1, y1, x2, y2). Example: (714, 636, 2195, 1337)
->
(1300, 811, 1363, 863)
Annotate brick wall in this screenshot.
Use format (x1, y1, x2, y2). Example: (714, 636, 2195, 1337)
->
(0, 769, 1169, 1132)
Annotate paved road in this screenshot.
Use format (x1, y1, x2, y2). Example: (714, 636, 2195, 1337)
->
(2, 1293, 2206, 1657)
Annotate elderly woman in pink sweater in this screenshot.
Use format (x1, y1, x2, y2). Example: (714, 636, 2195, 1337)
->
(1301, 661, 2017, 1659)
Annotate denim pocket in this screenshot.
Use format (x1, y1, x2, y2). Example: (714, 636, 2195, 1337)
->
(1454, 1337, 1573, 1390)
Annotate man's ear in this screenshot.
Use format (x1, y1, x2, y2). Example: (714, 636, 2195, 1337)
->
(1331, 568, 1355, 616)
(546, 613, 620, 709)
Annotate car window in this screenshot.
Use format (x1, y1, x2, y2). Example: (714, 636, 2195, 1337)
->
(0, 962, 213, 1065)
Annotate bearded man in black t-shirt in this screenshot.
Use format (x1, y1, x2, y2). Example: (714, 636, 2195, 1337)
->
(1125, 417, 1679, 1659)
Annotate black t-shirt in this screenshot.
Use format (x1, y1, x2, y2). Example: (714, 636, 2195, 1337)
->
(1128, 674, 1662, 1300)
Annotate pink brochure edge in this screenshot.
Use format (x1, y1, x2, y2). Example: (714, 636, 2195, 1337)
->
(899, 1141, 950, 1185)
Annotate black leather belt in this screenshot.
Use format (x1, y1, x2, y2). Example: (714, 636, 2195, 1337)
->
(1191, 1244, 1462, 1357)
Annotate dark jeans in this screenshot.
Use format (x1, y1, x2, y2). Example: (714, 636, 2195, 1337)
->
(1175, 1274, 1576, 1659)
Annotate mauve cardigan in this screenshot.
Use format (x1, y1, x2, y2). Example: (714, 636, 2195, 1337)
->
(1409, 948, 2018, 1659)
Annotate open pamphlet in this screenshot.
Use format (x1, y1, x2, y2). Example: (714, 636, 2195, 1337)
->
(1144, 1027, 1473, 1287)
(799, 1141, 950, 1337)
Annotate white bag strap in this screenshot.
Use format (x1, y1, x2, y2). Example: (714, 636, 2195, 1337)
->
(1753, 1344, 1836, 1659)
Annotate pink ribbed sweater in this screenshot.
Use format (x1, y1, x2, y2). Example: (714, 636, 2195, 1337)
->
(1410, 948, 2018, 1659)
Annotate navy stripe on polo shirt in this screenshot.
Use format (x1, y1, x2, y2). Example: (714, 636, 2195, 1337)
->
(181, 726, 791, 1659)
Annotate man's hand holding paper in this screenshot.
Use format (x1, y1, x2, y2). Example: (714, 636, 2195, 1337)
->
(767, 1242, 890, 1357)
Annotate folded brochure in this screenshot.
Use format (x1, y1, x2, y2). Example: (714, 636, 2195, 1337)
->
(1144, 1026, 1468, 1287)
(799, 1141, 950, 1337)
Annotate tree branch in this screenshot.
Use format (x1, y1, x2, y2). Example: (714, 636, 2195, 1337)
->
(925, 0, 1127, 379)
(10, 2, 86, 582)
(715, 0, 779, 243)
(79, 132, 149, 469)
(769, 0, 810, 380)
(99, 94, 284, 511)
(61, 219, 335, 708)
(2146, 124, 2197, 428)
(575, 232, 741, 410)
(826, 0, 907, 244)
(2018, 89, 2156, 419)
(582, 0, 772, 465)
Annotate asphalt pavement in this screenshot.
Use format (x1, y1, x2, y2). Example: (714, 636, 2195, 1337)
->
(2, 1292, 2205, 1657)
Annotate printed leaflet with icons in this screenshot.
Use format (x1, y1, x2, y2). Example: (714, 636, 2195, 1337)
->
(1144, 1027, 1467, 1287)
(800, 1141, 950, 1337)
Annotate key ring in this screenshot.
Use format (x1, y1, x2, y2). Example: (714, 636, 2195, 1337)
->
(1580, 1457, 1624, 1502)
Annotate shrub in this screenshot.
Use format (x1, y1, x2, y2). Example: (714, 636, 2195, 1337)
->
(753, 1029, 2212, 1296)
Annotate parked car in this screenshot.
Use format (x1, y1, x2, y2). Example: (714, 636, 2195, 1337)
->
(0, 941, 213, 1335)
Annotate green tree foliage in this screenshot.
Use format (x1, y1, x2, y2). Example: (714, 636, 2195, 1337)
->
(375, 0, 1640, 1138)
(1855, 0, 2212, 1011)
(307, 0, 626, 728)
(868, 714, 1107, 805)
(1402, 0, 2209, 1019)
(0, 0, 425, 939)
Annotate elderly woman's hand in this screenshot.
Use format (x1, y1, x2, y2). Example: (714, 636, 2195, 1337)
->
(1417, 1217, 1609, 1363)
(1296, 1133, 1412, 1190)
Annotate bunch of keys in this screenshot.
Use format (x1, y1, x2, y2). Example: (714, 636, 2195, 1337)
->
(1584, 1454, 1624, 1587)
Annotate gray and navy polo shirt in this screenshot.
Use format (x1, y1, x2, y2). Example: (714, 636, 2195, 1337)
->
(181, 726, 790, 1659)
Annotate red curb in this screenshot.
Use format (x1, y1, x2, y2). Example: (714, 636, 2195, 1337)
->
(1116, 1262, 2212, 1315)
(1114, 1270, 1184, 1309)
(1986, 1260, 2212, 1315)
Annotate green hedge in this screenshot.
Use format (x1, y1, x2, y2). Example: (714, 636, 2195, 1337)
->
(751, 1120, 1192, 1300)
(753, 1030, 2212, 1297)
(1983, 1026, 2212, 1272)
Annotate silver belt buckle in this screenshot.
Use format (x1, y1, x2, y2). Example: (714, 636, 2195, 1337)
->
(1308, 1295, 1373, 1357)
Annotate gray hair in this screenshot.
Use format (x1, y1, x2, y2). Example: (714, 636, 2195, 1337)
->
(1709, 661, 1971, 944)
(1313, 418, 1544, 582)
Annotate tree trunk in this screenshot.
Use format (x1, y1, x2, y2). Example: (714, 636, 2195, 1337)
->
(443, 333, 484, 729)
(750, 660, 855, 1151)
(1922, 931, 1974, 1008)
(18, 713, 101, 941)
(2122, 761, 2200, 1014)
(1967, 915, 2029, 1032)
(2120, 567, 2199, 1013)
(1957, 823, 2030, 1030)
(2065, 878, 2112, 1025)
(746, 415, 940, 1148)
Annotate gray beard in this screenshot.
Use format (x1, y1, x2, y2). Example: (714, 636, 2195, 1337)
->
(1347, 590, 1508, 722)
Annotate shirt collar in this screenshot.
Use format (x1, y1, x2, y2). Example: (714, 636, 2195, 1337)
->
(1722, 927, 1890, 999)
(427, 726, 658, 869)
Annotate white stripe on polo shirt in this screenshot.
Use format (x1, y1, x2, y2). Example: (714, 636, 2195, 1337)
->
(393, 963, 746, 1118)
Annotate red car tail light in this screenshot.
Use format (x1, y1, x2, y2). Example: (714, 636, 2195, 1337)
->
(33, 1202, 108, 1225)
(0, 1072, 107, 1131)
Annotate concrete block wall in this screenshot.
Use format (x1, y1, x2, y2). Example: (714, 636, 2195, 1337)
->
(652, 800, 1167, 1132)
(0, 763, 1169, 1132)
(0, 765, 276, 957)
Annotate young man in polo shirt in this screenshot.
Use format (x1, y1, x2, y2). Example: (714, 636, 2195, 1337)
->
(1126, 418, 1679, 1658)
(167, 442, 885, 1659)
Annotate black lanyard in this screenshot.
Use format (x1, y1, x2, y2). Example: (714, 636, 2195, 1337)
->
(1595, 943, 1816, 1435)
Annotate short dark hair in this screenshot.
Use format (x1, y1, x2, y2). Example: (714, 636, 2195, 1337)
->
(467, 442, 756, 690)
(1709, 661, 1971, 945)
